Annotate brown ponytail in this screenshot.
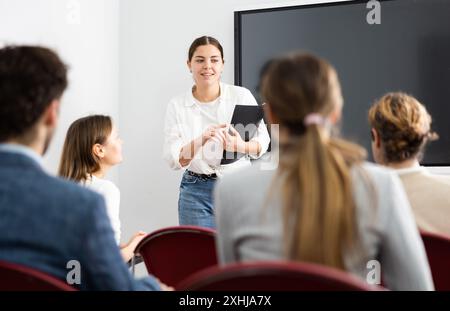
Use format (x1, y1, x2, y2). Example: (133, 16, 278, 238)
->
(262, 53, 366, 269)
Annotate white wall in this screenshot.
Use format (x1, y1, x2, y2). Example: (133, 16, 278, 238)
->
(0, 0, 120, 182)
(0, 0, 342, 257)
(0, 0, 350, 252)
(118, 0, 348, 240)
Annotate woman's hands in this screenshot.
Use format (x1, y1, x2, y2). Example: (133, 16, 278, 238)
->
(155, 278, 175, 291)
(222, 125, 246, 153)
(120, 232, 174, 291)
(222, 125, 262, 156)
(127, 231, 147, 249)
(201, 124, 227, 144)
(120, 231, 147, 263)
(180, 124, 260, 167)
(179, 124, 227, 167)
(203, 124, 248, 153)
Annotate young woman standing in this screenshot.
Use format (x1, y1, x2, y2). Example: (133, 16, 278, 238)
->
(163, 36, 270, 229)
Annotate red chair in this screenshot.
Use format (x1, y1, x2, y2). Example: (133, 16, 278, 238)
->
(134, 226, 218, 287)
(420, 230, 450, 291)
(0, 260, 77, 291)
(177, 261, 384, 291)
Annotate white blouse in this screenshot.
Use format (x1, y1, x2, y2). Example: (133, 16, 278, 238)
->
(163, 83, 270, 176)
(82, 175, 121, 244)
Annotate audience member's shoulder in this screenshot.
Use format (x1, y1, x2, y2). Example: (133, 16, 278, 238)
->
(93, 177, 120, 196)
(224, 83, 249, 94)
(354, 161, 397, 179)
(223, 83, 253, 101)
(218, 161, 275, 193)
(351, 161, 401, 191)
(424, 170, 450, 185)
(41, 173, 104, 211)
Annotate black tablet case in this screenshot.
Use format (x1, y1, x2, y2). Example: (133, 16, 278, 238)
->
(220, 105, 264, 165)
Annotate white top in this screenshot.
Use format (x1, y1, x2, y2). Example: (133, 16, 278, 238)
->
(395, 163, 423, 176)
(163, 83, 271, 176)
(82, 175, 121, 244)
(214, 161, 434, 290)
(193, 98, 224, 169)
(395, 165, 450, 236)
(195, 97, 220, 121)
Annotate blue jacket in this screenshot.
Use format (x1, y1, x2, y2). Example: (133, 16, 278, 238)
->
(0, 150, 159, 290)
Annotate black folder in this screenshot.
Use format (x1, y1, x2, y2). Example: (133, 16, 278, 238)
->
(221, 105, 264, 165)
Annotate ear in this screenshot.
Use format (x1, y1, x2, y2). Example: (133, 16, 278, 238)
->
(187, 60, 192, 73)
(92, 143, 105, 159)
(328, 105, 342, 125)
(263, 103, 279, 125)
(371, 128, 381, 148)
(42, 99, 60, 128)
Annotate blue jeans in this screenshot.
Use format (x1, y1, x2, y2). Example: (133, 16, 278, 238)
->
(178, 171, 217, 229)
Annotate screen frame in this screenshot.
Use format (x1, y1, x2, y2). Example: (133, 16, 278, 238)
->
(234, 0, 450, 170)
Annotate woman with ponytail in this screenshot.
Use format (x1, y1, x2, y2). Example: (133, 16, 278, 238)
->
(214, 52, 433, 290)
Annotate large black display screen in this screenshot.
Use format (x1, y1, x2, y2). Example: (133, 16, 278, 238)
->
(235, 0, 450, 165)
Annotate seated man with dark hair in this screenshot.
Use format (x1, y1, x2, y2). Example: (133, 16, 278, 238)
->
(0, 45, 160, 290)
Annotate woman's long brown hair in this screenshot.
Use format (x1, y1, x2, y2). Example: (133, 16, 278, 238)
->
(58, 115, 112, 182)
(262, 53, 366, 270)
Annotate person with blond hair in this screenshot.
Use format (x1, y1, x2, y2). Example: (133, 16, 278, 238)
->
(368, 92, 450, 236)
(214, 53, 434, 290)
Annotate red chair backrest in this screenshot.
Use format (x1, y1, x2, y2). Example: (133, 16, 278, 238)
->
(421, 230, 450, 291)
(0, 260, 77, 291)
(135, 226, 218, 287)
(177, 261, 383, 291)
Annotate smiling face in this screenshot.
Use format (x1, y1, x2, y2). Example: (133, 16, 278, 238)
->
(187, 44, 224, 88)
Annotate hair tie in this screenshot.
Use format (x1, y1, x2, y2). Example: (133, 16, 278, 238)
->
(304, 113, 327, 127)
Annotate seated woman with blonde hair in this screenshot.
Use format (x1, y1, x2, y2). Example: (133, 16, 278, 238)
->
(369, 92, 450, 236)
(59, 115, 146, 262)
(214, 52, 434, 290)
